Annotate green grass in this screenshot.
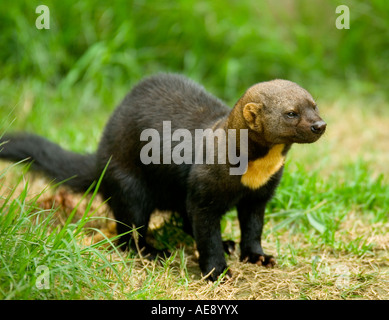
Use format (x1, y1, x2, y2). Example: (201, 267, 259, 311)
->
(0, 164, 129, 299)
(0, 164, 204, 299)
(269, 161, 389, 254)
(2, 0, 389, 92)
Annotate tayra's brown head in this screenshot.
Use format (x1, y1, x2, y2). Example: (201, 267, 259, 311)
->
(235, 79, 326, 145)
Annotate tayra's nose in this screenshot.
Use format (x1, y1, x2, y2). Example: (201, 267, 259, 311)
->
(311, 120, 326, 134)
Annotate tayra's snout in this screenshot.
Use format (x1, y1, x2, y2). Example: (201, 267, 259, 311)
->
(310, 120, 326, 135)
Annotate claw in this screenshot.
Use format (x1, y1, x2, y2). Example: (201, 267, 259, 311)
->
(265, 257, 276, 268)
(243, 254, 276, 268)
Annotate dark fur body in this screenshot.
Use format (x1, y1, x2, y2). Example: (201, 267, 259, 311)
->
(0, 74, 325, 280)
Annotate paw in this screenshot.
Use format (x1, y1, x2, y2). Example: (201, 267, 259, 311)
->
(203, 268, 232, 282)
(241, 253, 276, 268)
(140, 246, 170, 261)
(222, 240, 236, 255)
(201, 262, 231, 282)
(122, 239, 170, 261)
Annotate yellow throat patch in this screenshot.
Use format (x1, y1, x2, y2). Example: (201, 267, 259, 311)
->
(241, 144, 285, 190)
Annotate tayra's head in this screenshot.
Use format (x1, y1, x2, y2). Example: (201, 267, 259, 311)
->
(237, 79, 326, 145)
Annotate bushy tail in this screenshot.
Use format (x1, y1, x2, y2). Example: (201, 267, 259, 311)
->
(0, 133, 98, 192)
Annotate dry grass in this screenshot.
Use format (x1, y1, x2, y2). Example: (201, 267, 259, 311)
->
(99, 222, 388, 300)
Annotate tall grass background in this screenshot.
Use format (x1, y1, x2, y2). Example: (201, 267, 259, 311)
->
(1, 0, 389, 150)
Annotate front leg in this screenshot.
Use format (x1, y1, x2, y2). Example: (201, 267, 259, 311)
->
(237, 198, 276, 268)
(187, 200, 229, 281)
(182, 210, 236, 256)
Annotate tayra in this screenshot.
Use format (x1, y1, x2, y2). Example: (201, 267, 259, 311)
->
(0, 74, 326, 280)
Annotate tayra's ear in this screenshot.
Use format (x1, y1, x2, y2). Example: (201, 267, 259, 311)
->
(242, 102, 262, 130)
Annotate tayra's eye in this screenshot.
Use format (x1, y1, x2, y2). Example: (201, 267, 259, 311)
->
(286, 111, 298, 118)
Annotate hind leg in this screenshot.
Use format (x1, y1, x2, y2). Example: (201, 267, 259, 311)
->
(103, 174, 162, 259)
(109, 194, 152, 253)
